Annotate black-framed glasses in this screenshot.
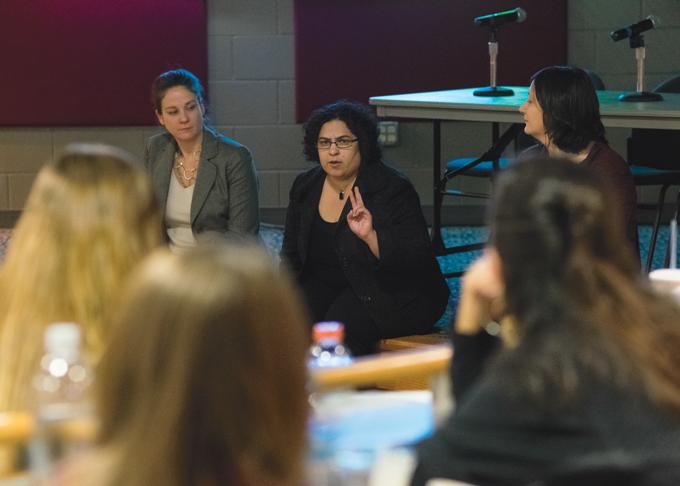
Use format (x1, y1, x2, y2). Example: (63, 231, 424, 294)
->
(317, 137, 358, 150)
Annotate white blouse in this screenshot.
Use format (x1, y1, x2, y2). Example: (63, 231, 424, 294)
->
(165, 173, 197, 254)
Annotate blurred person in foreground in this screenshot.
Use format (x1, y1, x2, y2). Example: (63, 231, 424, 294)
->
(0, 143, 162, 412)
(53, 244, 309, 486)
(412, 158, 680, 486)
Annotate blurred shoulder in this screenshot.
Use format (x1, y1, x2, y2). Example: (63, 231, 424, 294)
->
(518, 143, 547, 161)
(291, 165, 324, 193)
(586, 142, 630, 176)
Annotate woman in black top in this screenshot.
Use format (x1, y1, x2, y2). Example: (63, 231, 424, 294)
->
(281, 100, 449, 355)
(412, 158, 680, 486)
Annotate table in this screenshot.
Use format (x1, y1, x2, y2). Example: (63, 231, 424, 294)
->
(370, 87, 680, 129)
(308, 390, 433, 486)
(369, 87, 680, 251)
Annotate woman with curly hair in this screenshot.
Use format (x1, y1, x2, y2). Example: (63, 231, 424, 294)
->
(0, 143, 162, 411)
(281, 99, 449, 355)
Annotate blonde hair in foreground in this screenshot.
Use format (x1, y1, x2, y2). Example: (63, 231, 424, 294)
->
(0, 143, 162, 411)
(95, 245, 309, 486)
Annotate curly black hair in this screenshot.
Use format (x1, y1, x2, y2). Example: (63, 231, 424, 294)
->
(302, 100, 382, 165)
(531, 66, 607, 153)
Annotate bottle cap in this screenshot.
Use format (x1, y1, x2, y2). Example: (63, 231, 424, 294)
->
(312, 321, 345, 343)
(44, 322, 81, 359)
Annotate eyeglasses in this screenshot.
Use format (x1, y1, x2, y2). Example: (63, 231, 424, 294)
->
(317, 137, 358, 150)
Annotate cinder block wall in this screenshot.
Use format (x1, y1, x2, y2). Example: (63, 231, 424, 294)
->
(1, 0, 679, 219)
(567, 0, 680, 206)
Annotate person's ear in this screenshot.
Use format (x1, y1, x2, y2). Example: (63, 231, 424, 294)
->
(156, 110, 165, 127)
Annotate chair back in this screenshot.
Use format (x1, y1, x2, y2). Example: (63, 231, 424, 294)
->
(0, 411, 33, 479)
(310, 344, 452, 392)
(585, 69, 606, 90)
(628, 74, 680, 169)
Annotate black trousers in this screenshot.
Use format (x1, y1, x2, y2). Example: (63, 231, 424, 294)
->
(301, 277, 380, 356)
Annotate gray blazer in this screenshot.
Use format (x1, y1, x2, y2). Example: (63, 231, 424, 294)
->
(144, 128, 260, 242)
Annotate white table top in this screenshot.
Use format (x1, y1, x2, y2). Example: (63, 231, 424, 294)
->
(370, 87, 680, 130)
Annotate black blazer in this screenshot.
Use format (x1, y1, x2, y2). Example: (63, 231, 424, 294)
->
(281, 160, 449, 338)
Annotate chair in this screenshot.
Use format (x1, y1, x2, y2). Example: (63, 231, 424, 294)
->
(433, 71, 606, 278)
(0, 411, 97, 479)
(0, 411, 33, 479)
(378, 332, 450, 352)
(432, 123, 523, 278)
(310, 344, 452, 393)
(627, 74, 680, 272)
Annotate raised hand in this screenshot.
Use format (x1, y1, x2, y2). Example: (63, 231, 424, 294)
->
(347, 186, 374, 240)
(456, 250, 505, 335)
(347, 187, 379, 257)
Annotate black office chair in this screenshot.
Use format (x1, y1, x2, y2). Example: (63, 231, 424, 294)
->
(432, 123, 523, 278)
(627, 74, 680, 272)
(433, 70, 605, 278)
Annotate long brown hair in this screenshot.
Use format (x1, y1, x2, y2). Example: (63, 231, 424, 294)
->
(491, 157, 680, 413)
(0, 143, 162, 411)
(96, 245, 309, 486)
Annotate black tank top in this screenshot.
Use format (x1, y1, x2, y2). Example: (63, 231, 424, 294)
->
(305, 210, 348, 289)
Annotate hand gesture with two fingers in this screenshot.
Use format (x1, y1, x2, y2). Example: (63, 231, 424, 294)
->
(347, 186, 373, 240)
(347, 186, 380, 257)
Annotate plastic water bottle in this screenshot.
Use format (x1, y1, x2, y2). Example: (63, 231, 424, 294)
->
(308, 321, 353, 369)
(29, 322, 95, 477)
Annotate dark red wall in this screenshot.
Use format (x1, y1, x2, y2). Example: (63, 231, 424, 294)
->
(294, 0, 567, 121)
(0, 0, 207, 126)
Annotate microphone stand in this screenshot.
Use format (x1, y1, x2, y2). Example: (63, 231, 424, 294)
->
(474, 29, 514, 97)
(619, 33, 663, 102)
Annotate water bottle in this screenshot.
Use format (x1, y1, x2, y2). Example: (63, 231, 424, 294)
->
(307, 323, 376, 484)
(29, 322, 95, 477)
(308, 321, 352, 369)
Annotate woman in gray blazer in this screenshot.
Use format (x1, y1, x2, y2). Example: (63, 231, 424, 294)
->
(145, 69, 259, 252)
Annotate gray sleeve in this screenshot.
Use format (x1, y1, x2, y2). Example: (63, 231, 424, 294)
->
(143, 135, 158, 174)
(225, 146, 260, 236)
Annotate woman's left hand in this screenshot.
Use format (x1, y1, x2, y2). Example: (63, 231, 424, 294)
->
(347, 186, 373, 239)
(347, 187, 380, 257)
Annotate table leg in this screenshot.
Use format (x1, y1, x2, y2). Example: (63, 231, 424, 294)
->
(432, 120, 444, 253)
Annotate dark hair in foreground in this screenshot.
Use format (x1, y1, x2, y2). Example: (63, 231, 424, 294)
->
(303, 99, 382, 164)
(491, 157, 680, 414)
(96, 245, 310, 486)
(531, 65, 606, 153)
(151, 68, 206, 113)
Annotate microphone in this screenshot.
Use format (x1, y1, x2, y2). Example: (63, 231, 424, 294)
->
(474, 8, 527, 28)
(610, 16, 657, 41)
